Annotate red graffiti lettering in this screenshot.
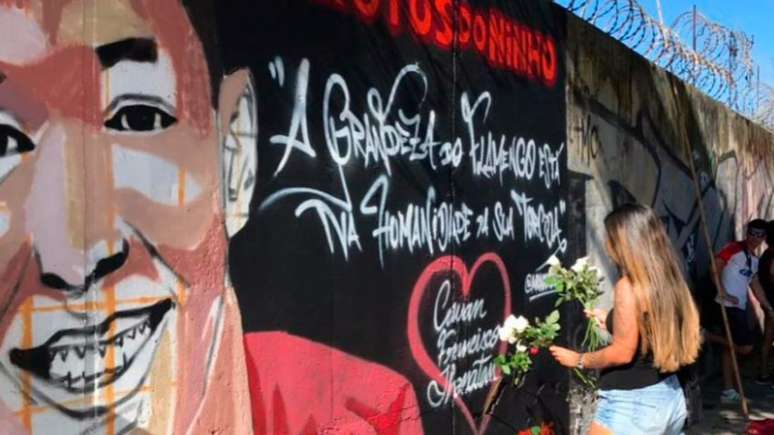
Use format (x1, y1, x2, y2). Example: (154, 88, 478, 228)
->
(408, 0, 433, 37)
(353, 0, 381, 21)
(433, 0, 453, 48)
(542, 34, 558, 87)
(457, 3, 472, 49)
(472, 12, 487, 54)
(311, 0, 559, 87)
(488, 10, 504, 67)
(386, 0, 402, 34)
(512, 24, 527, 75)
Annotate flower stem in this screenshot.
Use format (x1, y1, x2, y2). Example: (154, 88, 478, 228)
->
(572, 368, 596, 390)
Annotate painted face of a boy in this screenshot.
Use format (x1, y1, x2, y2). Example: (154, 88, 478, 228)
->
(0, 1, 255, 432)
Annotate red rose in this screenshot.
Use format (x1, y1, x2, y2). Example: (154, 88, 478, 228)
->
(529, 347, 539, 356)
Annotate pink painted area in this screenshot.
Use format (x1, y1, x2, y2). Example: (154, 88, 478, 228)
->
(0, 7, 47, 64)
(22, 124, 86, 285)
(0, 401, 26, 434)
(131, 0, 214, 134)
(0, 46, 103, 127)
(243, 331, 424, 434)
(406, 253, 511, 435)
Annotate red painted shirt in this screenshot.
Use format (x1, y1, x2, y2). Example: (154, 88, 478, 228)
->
(243, 332, 424, 434)
(717, 241, 758, 309)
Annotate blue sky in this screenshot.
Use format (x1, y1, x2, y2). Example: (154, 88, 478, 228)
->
(558, 0, 774, 87)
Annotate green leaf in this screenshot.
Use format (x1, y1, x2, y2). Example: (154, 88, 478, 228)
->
(501, 364, 512, 375)
(546, 310, 560, 324)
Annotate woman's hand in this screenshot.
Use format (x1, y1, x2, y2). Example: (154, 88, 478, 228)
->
(549, 346, 581, 368)
(585, 308, 608, 330)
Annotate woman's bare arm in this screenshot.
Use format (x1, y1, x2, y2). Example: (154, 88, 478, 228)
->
(550, 277, 640, 370)
(579, 277, 640, 370)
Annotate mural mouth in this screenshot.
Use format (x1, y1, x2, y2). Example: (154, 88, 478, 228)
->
(9, 299, 173, 393)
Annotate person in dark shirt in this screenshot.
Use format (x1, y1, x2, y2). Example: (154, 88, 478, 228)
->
(550, 204, 701, 435)
(753, 221, 774, 385)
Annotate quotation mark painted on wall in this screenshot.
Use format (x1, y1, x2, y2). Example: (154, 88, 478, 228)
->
(269, 56, 285, 87)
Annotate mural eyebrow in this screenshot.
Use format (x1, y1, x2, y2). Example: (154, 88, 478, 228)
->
(96, 38, 158, 69)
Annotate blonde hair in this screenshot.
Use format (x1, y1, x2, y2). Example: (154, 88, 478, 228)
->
(604, 204, 701, 372)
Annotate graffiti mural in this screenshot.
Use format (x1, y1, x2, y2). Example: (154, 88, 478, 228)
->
(3, 1, 770, 434)
(229, 0, 571, 433)
(0, 0, 570, 434)
(0, 0, 258, 433)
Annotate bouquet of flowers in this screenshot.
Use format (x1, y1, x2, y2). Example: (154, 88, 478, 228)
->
(544, 255, 604, 387)
(494, 310, 560, 388)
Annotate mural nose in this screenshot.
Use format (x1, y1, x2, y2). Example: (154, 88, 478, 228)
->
(38, 239, 129, 293)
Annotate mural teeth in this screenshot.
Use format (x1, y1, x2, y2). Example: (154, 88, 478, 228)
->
(126, 327, 137, 339)
(115, 335, 124, 347)
(138, 323, 147, 335)
(98, 344, 107, 357)
(59, 349, 69, 362)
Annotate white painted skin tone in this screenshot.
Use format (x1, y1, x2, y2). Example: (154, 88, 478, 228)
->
(0, 8, 47, 64)
(103, 54, 177, 114)
(0, 208, 8, 237)
(105, 53, 202, 206)
(112, 145, 202, 206)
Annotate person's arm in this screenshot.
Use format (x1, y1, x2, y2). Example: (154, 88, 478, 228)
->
(550, 278, 640, 370)
(714, 256, 738, 305)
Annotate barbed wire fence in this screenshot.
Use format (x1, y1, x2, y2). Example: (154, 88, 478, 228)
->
(557, 0, 774, 131)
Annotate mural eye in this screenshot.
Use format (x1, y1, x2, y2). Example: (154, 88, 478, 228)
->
(104, 105, 177, 132)
(0, 124, 35, 158)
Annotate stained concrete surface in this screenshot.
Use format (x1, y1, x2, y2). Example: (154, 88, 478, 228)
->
(687, 347, 774, 435)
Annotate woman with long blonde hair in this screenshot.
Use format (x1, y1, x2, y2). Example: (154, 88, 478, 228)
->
(550, 204, 701, 434)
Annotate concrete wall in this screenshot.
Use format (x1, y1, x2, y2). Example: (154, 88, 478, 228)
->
(566, 13, 774, 308)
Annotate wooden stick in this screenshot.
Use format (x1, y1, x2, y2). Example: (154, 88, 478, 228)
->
(483, 377, 506, 415)
(684, 137, 749, 417)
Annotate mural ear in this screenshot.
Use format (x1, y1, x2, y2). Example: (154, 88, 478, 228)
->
(219, 69, 258, 238)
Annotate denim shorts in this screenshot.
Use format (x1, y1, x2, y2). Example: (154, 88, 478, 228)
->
(595, 375, 686, 435)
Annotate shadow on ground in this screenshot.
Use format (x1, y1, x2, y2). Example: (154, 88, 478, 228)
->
(687, 344, 774, 435)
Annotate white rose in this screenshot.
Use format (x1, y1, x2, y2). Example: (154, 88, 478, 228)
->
(571, 257, 589, 273)
(546, 255, 561, 268)
(498, 326, 514, 342)
(508, 336, 518, 345)
(513, 316, 529, 334)
(516, 343, 527, 353)
(503, 314, 519, 331)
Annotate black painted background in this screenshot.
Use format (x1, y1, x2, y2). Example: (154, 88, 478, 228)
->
(220, 1, 575, 433)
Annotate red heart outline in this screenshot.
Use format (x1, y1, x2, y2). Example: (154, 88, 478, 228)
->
(407, 253, 512, 435)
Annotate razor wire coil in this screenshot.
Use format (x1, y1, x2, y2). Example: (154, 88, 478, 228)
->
(560, 0, 773, 131)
